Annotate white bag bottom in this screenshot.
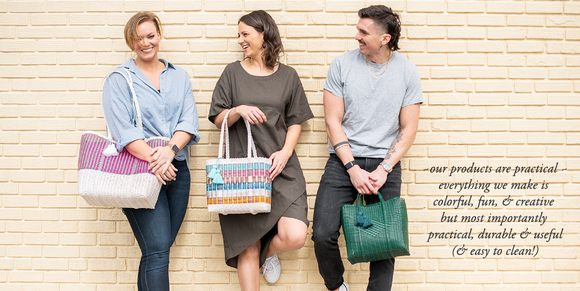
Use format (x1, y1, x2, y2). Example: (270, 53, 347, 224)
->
(78, 169, 161, 209)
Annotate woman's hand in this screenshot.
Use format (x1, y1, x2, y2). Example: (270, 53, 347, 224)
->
(268, 148, 292, 180)
(235, 105, 267, 124)
(153, 163, 178, 185)
(148, 146, 176, 183)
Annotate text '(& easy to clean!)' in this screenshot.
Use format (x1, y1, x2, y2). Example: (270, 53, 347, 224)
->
(424, 162, 566, 259)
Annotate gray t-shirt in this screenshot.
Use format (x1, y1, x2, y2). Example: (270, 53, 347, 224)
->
(324, 49, 423, 158)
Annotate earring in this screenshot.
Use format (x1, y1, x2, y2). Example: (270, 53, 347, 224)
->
(262, 43, 266, 48)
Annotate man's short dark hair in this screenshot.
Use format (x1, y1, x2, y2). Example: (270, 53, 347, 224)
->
(358, 5, 401, 51)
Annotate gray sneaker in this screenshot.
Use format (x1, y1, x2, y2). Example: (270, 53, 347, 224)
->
(262, 253, 281, 283)
(328, 282, 348, 291)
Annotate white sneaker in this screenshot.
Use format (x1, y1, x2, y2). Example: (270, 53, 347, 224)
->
(262, 253, 281, 283)
(328, 282, 349, 291)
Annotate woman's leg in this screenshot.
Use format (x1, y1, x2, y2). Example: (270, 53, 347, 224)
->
(123, 160, 190, 291)
(266, 217, 307, 256)
(238, 241, 261, 291)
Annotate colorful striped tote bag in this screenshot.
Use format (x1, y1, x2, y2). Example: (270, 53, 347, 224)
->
(205, 109, 272, 215)
(77, 69, 168, 209)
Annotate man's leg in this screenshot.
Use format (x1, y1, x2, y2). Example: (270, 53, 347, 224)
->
(312, 155, 358, 290)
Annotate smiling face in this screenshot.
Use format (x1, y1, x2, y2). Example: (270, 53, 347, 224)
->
(355, 18, 391, 58)
(238, 21, 264, 60)
(132, 20, 160, 64)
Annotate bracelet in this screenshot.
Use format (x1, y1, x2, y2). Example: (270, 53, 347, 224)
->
(344, 160, 357, 170)
(333, 141, 349, 150)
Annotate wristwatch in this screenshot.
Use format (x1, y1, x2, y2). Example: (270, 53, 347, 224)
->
(167, 143, 180, 155)
(379, 161, 392, 173)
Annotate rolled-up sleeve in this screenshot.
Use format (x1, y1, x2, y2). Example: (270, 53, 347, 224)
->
(175, 73, 201, 146)
(102, 71, 145, 151)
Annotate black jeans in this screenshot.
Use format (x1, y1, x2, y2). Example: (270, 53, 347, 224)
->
(312, 154, 401, 291)
(122, 159, 190, 291)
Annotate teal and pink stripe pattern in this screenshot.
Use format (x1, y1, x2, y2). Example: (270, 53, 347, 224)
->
(78, 133, 168, 175)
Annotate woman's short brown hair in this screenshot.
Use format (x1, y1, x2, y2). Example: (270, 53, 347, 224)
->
(124, 12, 162, 51)
(239, 10, 284, 70)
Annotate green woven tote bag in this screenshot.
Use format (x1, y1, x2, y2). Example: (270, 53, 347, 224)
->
(341, 192, 410, 264)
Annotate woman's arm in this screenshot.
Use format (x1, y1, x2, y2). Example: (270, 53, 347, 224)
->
(212, 105, 268, 129)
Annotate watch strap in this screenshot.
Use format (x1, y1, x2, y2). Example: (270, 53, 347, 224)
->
(344, 160, 357, 170)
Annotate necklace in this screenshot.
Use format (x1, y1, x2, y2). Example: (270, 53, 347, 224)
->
(364, 52, 392, 76)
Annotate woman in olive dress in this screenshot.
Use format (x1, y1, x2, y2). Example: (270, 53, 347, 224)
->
(208, 10, 313, 291)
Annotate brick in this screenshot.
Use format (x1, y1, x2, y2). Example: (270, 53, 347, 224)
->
(163, 26, 203, 39)
(475, 81, 513, 93)
(1, 14, 29, 26)
(430, 68, 468, 79)
(527, 28, 565, 40)
(447, 107, 485, 119)
(427, 14, 465, 26)
(447, 54, 485, 66)
(487, 2, 525, 14)
(407, 27, 446, 39)
(0, 40, 36, 52)
(528, 133, 565, 144)
(9, 1, 46, 12)
(487, 107, 525, 119)
(536, 81, 573, 93)
(164, 1, 201, 11)
(507, 15, 545, 27)
(287, 27, 324, 38)
(527, 55, 565, 67)
(549, 68, 580, 80)
(527, 2, 563, 14)
(507, 42, 545, 53)
(46, 0, 86, 12)
(470, 68, 508, 79)
(447, 28, 485, 39)
(489, 133, 526, 145)
(509, 68, 547, 79)
(511, 120, 548, 132)
(547, 16, 580, 28)
(204, 1, 243, 11)
(307, 13, 345, 25)
(509, 94, 547, 106)
(488, 28, 525, 40)
(244, 0, 283, 11)
(285, 0, 324, 11)
(427, 41, 465, 53)
(448, 1, 485, 13)
(406, 1, 444, 13)
(326, 27, 356, 38)
(547, 42, 580, 54)
(467, 15, 506, 26)
(567, 29, 580, 41)
(325, 1, 364, 12)
(470, 120, 509, 132)
(36, 39, 74, 52)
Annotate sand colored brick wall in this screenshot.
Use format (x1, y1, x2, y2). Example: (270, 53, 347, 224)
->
(1, 0, 579, 290)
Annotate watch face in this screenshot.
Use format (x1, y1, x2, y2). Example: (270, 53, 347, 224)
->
(172, 145, 179, 153)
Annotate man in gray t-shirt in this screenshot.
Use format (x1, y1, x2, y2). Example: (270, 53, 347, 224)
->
(312, 5, 422, 291)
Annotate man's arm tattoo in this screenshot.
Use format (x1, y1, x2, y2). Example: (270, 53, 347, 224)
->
(385, 132, 404, 160)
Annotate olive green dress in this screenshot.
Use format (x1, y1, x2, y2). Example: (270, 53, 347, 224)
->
(208, 61, 314, 268)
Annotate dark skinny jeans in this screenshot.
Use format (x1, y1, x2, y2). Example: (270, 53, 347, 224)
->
(312, 154, 401, 291)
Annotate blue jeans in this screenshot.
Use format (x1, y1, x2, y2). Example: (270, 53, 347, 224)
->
(123, 159, 190, 291)
(312, 154, 401, 291)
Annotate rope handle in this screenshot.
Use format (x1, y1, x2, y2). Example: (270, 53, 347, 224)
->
(217, 108, 259, 160)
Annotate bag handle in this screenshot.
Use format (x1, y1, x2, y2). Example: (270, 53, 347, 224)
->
(217, 108, 259, 159)
(100, 68, 143, 139)
(355, 191, 385, 229)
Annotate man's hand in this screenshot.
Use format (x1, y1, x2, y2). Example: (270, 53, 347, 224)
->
(369, 166, 388, 194)
(347, 165, 378, 194)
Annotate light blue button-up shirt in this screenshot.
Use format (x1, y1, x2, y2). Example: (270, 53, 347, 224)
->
(102, 59, 200, 161)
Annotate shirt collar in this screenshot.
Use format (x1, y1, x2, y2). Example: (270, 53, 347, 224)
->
(121, 58, 175, 73)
